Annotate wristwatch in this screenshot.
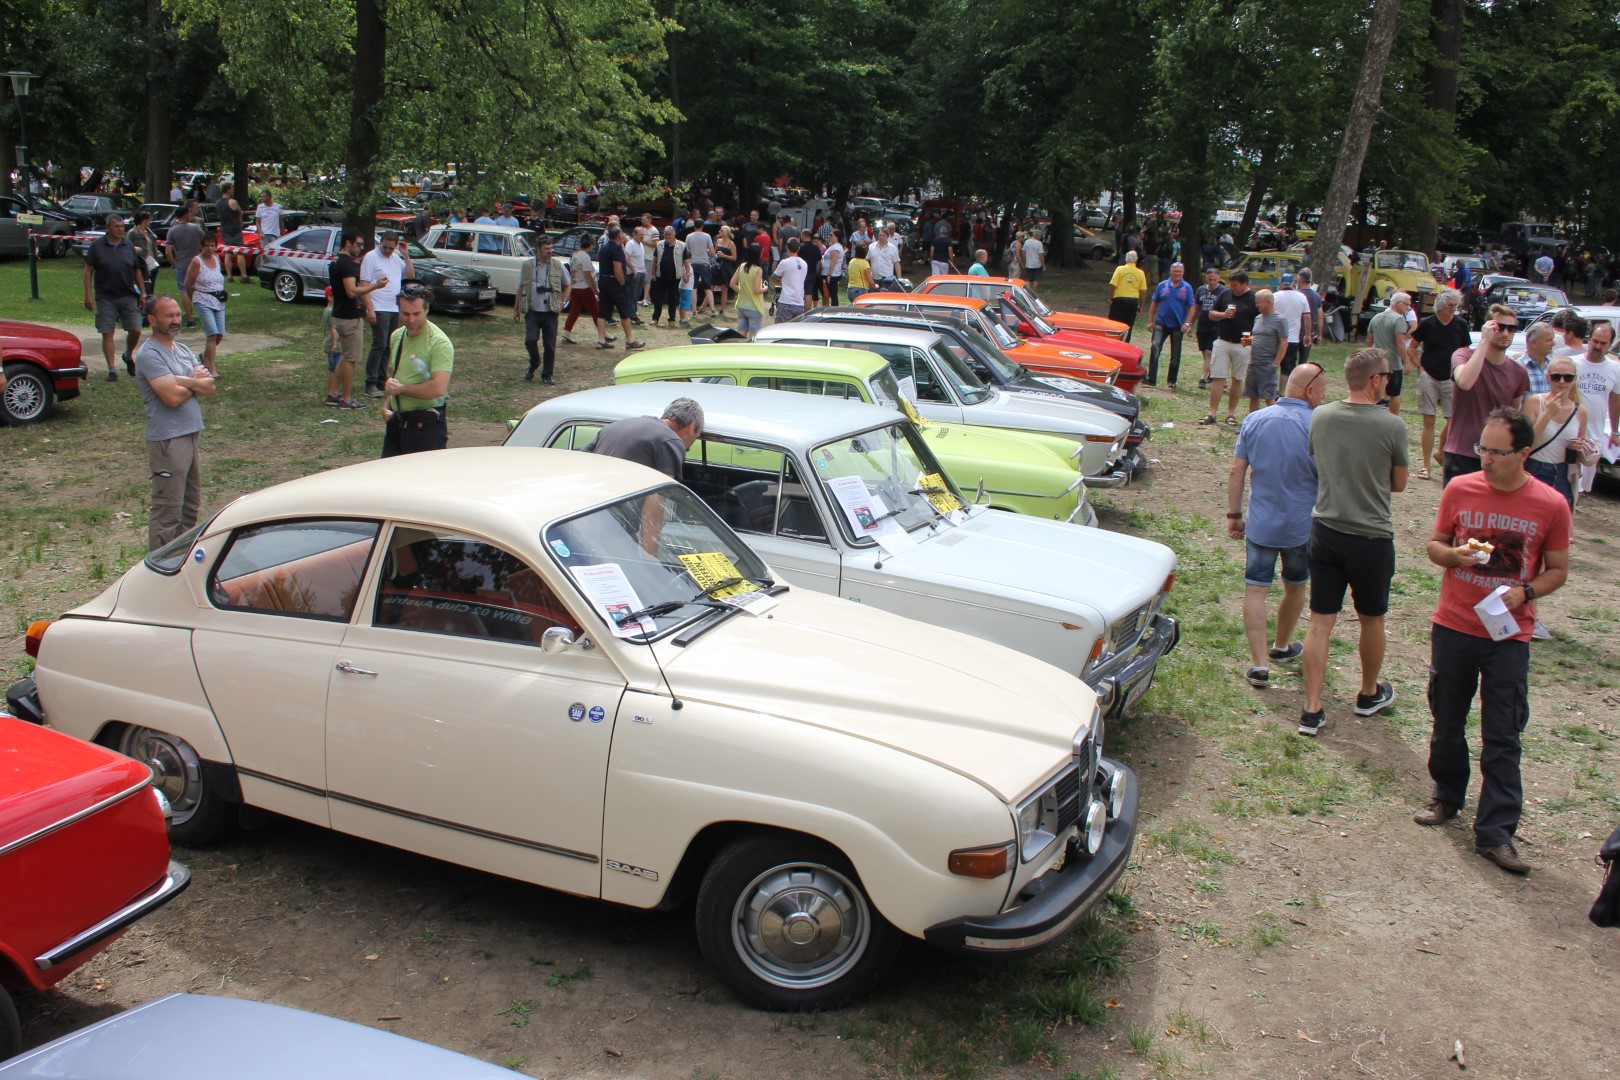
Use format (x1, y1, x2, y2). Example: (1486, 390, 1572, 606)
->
(1523, 583, 1536, 602)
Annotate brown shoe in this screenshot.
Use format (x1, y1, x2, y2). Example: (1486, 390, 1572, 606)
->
(1476, 842, 1530, 874)
(1413, 800, 1458, 826)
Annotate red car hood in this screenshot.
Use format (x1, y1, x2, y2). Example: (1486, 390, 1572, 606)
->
(0, 320, 82, 352)
(0, 717, 152, 848)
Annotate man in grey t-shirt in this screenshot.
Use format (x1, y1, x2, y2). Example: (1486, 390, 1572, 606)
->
(1241, 289, 1288, 411)
(164, 200, 206, 328)
(1297, 347, 1410, 737)
(1366, 292, 1415, 415)
(587, 398, 704, 554)
(136, 296, 215, 551)
(684, 226, 716, 318)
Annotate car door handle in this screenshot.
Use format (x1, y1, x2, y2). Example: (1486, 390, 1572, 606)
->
(335, 661, 378, 676)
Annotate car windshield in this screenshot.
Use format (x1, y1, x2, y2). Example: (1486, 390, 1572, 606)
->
(404, 238, 431, 259)
(980, 310, 1024, 350)
(1020, 287, 1055, 317)
(958, 326, 1025, 380)
(1376, 251, 1429, 273)
(809, 423, 965, 545)
(546, 485, 775, 642)
(1502, 286, 1565, 307)
(929, 341, 994, 404)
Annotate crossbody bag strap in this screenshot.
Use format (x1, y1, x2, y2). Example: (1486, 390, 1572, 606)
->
(1530, 407, 1575, 456)
(390, 330, 406, 416)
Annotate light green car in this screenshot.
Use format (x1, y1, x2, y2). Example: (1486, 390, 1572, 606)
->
(615, 344, 1096, 526)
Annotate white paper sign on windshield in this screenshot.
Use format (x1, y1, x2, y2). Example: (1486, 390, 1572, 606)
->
(825, 475, 916, 554)
(572, 562, 657, 638)
(897, 375, 918, 405)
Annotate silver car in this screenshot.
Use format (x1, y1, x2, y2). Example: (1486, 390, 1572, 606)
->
(257, 225, 498, 314)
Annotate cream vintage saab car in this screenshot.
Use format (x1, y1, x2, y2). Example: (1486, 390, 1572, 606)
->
(508, 384, 1178, 718)
(11, 448, 1137, 1011)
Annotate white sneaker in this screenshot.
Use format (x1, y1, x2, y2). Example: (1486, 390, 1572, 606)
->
(1531, 618, 1550, 641)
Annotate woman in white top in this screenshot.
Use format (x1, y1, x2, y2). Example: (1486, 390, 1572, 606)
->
(821, 232, 844, 306)
(639, 228, 658, 306)
(184, 232, 227, 376)
(1522, 353, 1587, 507)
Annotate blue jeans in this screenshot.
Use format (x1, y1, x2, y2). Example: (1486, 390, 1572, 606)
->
(1148, 323, 1183, 384)
(1245, 540, 1309, 587)
(197, 304, 226, 337)
(1526, 457, 1574, 506)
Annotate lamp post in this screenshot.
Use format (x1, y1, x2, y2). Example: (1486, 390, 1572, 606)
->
(3, 71, 38, 299)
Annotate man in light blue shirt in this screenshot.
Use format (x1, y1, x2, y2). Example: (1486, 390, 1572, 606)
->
(968, 248, 990, 276)
(1226, 363, 1327, 689)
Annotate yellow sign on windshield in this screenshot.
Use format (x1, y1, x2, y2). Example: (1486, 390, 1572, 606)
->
(916, 472, 964, 515)
(678, 552, 755, 600)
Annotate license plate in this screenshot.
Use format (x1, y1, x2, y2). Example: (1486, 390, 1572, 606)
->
(1123, 669, 1155, 713)
(478, 289, 496, 300)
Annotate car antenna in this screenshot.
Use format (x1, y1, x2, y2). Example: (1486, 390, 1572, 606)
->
(626, 618, 683, 711)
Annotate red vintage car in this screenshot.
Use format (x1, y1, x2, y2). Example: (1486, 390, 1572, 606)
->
(0, 706, 189, 1057)
(987, 290, 1146, 393)
(920, 275, 1129, 339)
(1, 320, 89, 425)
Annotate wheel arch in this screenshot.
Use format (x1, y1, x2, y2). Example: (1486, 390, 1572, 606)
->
(656, 821, 838, 913)
(93, 721, 244, 806)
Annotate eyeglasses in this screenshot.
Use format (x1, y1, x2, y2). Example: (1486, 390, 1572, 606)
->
(1495, 322, 1519, 331)
(1301, 362, 1324, 388)
(1549, 372, 1576, 383)
(1474, 443, 1524, 458)
(399, 284, 434, 302)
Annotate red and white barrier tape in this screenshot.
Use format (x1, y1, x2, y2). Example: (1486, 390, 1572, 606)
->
(29, 232, 260, 256)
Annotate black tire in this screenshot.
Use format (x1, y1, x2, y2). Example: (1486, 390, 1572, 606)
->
(0, 985, 18, 1060)
(694, 834, 899, 1010)
(272, 271, 302, 304)
(1, 363, 54, 424)
(50, 236, 70, 258)
(117, 726, 234, 846)
(1091, 247, 1109, 261)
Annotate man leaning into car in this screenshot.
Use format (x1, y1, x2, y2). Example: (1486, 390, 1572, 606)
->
(136, 296, 215, 550)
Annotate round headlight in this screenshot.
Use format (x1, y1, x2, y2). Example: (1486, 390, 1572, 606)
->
(1106, 768, 1126, 820)
(1083, 799, 1107, 855)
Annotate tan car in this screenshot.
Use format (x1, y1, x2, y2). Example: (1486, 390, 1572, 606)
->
(14, 447, 1137, 1010)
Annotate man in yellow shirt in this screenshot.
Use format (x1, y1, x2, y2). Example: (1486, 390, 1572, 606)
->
(1108, 251, 1149, 343)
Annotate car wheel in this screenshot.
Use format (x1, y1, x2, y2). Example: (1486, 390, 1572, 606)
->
(117, 726, 233, 846)
(1091, 247, 1109, 261)
(695, 834, 899, 1010)
(0, 985, 18, 1060)
(272, 271, 302, 304)
(1, 363, 54, 424)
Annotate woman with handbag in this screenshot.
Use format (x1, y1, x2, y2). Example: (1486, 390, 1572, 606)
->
(1521, 354, 1588, 507)
(184, 233, 227, 377)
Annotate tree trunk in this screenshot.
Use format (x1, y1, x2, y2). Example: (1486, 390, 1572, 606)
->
(667, 0, 681, 188)
(1307, 0, 1403, 300)
(1237, 150, 1270, 252)
(1411, 0, 1463, 256)
(144, 0, 171, 204)
(1177, 132, 1212, 279)
(1049, 190, 1076, 268)
(342, 0, 387, 238)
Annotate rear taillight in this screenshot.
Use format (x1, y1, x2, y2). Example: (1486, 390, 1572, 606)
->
(24, 620, 50, 658)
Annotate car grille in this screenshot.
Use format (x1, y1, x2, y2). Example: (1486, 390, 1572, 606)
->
(1111, 601, 1153, 656)
(1053, 764, 1083, 833)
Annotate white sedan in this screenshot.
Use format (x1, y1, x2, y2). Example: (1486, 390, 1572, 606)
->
(420, 222, 539, 296)
(12, 447, 1137, 1011)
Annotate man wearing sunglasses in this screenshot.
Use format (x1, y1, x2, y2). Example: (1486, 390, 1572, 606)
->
(380, 285, 453, 456)
(1443, 303, 1529, 485)
(1298, 348, 1409, 737)
(1418, 408, 1570, 874)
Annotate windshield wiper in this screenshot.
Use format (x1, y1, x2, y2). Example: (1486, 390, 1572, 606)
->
(613, 600, 686, 628)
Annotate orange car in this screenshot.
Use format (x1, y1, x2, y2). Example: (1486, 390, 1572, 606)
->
(922, 275, 1129, 339)
(851, 292, 1123, 386)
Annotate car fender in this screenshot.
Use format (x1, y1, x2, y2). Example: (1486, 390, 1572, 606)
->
(33, 617, 232, 763)
(599, 691, 1019, 935)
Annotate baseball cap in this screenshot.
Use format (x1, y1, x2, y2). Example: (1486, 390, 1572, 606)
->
(1280, 273, 1295, 284)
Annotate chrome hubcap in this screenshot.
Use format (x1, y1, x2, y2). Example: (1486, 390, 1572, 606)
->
(122, 728, 203, 825)
(732, 862, 869, 989)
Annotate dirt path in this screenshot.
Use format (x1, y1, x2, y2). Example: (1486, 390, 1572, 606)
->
(40, 321, 285, 358)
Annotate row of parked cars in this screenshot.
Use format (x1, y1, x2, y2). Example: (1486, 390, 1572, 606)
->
(6, 291, 1178, 1016)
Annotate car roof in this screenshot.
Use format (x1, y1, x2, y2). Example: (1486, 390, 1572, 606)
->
(759, 322, 940, 348)
(803, 308, 971, 334)
(616, 342, 885, 379)
(521, 383, 905, 446)
(207, 447, 666, 543)
(427, 223, 536, 236)
(925, 274, 1015, 285)
(858, 293, 988, 312)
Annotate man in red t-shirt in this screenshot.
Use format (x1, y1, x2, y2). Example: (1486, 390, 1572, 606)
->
(1417, 408, 1570, 874)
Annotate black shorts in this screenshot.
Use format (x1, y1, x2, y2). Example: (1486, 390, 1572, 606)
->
(1197, 326, 1217, 352)
(381, 408, 448, 457)
(1384, 367, 1404, 399)
(1308, 521, 1395, 617)
(600, 286, 635, 321)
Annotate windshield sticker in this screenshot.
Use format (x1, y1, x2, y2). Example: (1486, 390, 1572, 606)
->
(549, 538, 571, 558)
(572, 562, 657, 638)
(677, 551, 755, 600)
(826, 475, 916, 554)
(915, 472, 965, 515)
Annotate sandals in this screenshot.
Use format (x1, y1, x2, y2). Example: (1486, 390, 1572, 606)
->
(1225, 415, 1238, 426)
(1197, 415, 1218, 426)
(1418, 468, 1432, 480)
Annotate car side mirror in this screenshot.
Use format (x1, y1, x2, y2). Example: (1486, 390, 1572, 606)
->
(975, 478, 988, 504)
(541, 627, 593, 653)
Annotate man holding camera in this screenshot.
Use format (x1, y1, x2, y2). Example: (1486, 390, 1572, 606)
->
(515, 236, 572, 385)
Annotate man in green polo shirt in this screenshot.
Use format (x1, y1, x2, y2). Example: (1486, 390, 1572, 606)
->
(381, 284, 454, 456)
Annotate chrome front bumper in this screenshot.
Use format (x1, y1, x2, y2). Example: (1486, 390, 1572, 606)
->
(1089, 614, 1180, 718)
(35, 861, 191, 971)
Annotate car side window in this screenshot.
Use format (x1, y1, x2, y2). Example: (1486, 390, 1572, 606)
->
(747, 376, 864, 400)
(933, 282, 969, 297)
(446, 230, 475, 252)
(374, 527, 581, 646)
(477, 231, 505, 254)
(290, 231, 331, 253)
(545, 422, 604, 449)
(209, 520, 380, 620)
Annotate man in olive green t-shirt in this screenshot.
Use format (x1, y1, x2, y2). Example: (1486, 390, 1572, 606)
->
(1297, 347, 1410, 738)
(1366, 292, 1415, 416)
(381, 286, 454, 457)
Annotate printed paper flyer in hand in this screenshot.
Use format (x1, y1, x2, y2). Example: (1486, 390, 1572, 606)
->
(825, 475, 916, 554)
(572, 563, 656, 637)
